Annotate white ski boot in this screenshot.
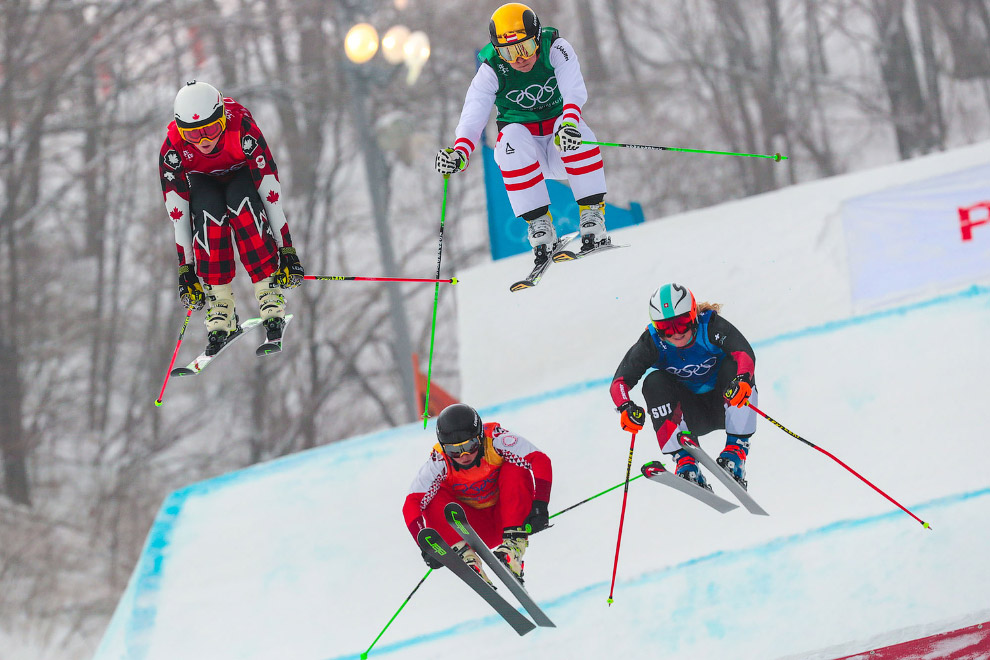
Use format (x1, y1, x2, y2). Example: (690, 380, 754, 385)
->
(203, 283, 238, 356)
(493, 527, 529, 583)
(254, 276, 286, 343)
(452, 541, 495, 589)
(578, 202, 609, 252)
(526, 212, 558, 265)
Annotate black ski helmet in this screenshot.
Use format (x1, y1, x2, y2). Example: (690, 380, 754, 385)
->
(436, 403, 483, 446)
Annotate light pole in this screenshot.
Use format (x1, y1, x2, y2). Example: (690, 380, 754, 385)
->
(343, 17, 431, 424)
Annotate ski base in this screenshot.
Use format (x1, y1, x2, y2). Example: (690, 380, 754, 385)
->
(170, 317, 264, 377)
(255, 314, 294, 357)
(552, 236, 628, 262)
(444, 502, 555, 628)
(509, 232, 579, 292)
(642, 462, 739, 513)
(417, 528, 536, 636)
(679, 438, 769, 516)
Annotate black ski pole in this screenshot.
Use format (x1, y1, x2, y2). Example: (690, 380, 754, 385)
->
(422, 174, 450, 427)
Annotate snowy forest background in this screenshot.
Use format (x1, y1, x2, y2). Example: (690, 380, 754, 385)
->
(2, 0, 990, 656)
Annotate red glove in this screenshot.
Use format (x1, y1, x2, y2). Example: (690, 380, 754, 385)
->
(724, 374, 753, 408)
(618, 401, 646, 432)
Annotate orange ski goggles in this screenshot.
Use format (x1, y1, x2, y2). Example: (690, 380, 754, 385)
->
(495, 36, 539, 63)
(178, 114, 226, 144)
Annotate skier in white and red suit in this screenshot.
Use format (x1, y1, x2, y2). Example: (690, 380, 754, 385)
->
(434, 2, 610, 265)
(403, 403, 553, 584)
(159, 80, 304, 355)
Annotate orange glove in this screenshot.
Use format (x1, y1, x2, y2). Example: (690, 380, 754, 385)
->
(618, 401, 646, 432)
(724, 374, 753, 408)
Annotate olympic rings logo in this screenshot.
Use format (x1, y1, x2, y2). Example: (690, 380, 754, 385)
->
(505, 76, 558, 109)
(665, 356, 718, 378)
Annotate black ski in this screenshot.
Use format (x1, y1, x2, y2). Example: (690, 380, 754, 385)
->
(678, 436, 769, 516)
(641, 461, 739, 513)
(552, 236, 629, 263)
(255, 314, 294, 357)
(170, 317, 264, 377)
(509, 232, 579, 292)
(416, 528, 536, 636)
(444, 502, 555, 628)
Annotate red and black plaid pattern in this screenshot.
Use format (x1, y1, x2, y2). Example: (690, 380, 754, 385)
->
(194, 199, 278, 285)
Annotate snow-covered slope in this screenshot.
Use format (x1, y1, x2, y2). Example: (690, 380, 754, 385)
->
(91, 144, 990, 660)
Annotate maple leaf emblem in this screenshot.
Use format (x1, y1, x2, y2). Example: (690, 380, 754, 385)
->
(266, 190, 279, 204)
(169, 207, 184, 220)
(192, 113, 200, 120)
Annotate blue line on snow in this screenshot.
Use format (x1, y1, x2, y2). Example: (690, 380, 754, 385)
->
(329, 487, 989, 660)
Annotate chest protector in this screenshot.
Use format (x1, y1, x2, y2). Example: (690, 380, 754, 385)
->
(435, 422, 505, 509)
(166, 98, 251, 178)
(479, 27, 564, 125)
(647, 310, 726, 394)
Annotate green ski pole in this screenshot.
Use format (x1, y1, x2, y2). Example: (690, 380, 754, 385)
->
(360, 569, 432, 659)
(585, 140, 786, 161)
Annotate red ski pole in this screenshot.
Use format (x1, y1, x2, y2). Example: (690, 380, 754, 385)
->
(155, 308, 193, 407)
(746, 402, 931, 530)
(608, 430, 638, 605)
(304, 275, 458, 284)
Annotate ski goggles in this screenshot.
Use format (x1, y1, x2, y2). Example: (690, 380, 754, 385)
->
(177, 115, 226, 144)
(495, 36, 539, 63)
(652, 314, 697, 337)
(442, 436, 482, 457)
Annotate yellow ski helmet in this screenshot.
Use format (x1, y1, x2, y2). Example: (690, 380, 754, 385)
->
(489, 3, 542, 63)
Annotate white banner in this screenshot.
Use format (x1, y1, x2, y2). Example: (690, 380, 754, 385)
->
(843, 162, 990, 309)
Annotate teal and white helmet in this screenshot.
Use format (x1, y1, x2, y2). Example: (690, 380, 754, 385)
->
(649, 283, 698, 336)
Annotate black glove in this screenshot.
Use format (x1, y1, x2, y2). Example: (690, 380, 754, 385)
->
(274, 246, 304, 289)
(177, 264, 204, 310)
(421, 547, 443, 570)
(617, 401, 646, 432)
(524, 500, 550, 534)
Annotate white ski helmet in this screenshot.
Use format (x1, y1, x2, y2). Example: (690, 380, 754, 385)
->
(173, 81, 225, 141)
(649, 283, 698, 334)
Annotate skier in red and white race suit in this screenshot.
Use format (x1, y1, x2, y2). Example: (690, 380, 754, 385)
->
(435, 2, 609, 265)
(403, 403, 553, 584)
(159, 80, 304, 354)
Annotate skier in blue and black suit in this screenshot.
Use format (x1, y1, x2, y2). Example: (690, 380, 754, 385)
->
(609, 283, 758, 491)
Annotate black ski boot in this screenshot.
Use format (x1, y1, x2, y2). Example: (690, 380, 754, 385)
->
(262, 317, 285, 343)
(204, 315, 241, 356)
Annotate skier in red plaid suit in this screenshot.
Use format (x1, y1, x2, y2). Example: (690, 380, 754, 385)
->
(159, 80, 304, 354)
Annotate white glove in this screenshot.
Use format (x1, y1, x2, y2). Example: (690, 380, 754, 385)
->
(553, 122, 582, 152)
(435, 147, 467, 175)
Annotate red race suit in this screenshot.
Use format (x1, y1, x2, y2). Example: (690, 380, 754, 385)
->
(159, 97, 295, 284)
(402, 422, 553, 548)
